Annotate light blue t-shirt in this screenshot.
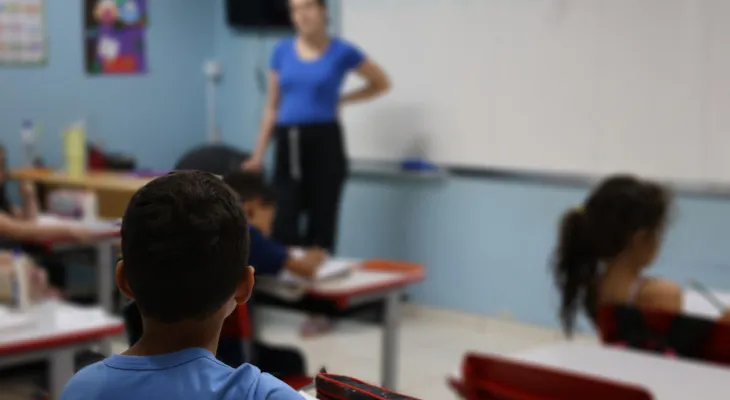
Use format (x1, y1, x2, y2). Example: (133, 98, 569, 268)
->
(272, 37, 365, 125)
(60, 348, 302, 400)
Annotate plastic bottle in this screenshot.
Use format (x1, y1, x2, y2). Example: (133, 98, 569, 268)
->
(20, 120, 36, 167)
(63, 121, 87, 179)
(12, 249, 30, 311)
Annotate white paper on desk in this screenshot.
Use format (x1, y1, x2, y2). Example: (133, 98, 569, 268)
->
(0, 306, 33, 331)
(683, 290, 728, 319)
(36, 214, 119, 233)
(279, 251, 359, 286)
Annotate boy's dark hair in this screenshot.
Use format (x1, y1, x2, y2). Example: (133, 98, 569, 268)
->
(552, 175, 670, 335)
(222, 171, 276, 205)
(121, 171, 250, 323)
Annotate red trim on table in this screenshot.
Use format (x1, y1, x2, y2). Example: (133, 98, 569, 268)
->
(0, 323, 125, 355)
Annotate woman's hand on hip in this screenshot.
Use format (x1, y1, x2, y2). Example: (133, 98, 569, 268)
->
(241, 156, 262, 172)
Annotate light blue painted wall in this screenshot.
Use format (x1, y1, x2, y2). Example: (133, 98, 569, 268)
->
(0, 0, 215, 171)
(214, 1, 730, 329)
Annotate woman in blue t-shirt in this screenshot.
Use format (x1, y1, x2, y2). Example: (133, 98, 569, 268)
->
(243, 0, 390, 255)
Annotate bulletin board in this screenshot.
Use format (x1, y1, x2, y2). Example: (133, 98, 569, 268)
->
(0, 0, 46, 65)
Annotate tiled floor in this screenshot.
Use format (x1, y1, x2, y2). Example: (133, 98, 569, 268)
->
(112, 304, 597, 399)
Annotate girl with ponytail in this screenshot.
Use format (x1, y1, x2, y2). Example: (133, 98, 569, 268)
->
(553, 175, 730, 336)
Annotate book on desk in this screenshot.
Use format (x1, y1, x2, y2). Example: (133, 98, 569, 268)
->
(280, 249, 359, 286)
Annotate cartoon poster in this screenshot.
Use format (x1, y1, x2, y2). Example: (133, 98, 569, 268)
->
(84, 0, 147, 75)
(0, 0, 46, 65)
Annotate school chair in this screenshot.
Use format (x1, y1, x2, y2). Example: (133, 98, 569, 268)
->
(315, 373, 421, 400)
(451, 352, 653, 400)
(174, 145, 250, 176)
(219, 303, 314, 390)
(597, 305, 730, 366)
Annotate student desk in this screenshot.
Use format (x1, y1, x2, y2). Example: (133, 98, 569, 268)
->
(37, 215, 121, 315)
(509, 342, 730, 400)
(256, 261, 425, 390)
(0, 301, 124, 400)
(10, 168, 152, 219)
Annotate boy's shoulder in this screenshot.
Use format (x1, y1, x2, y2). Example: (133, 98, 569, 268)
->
(61, 356, 302, 400)
(249, 372, 304, 399)
(60, 360, 108, 399)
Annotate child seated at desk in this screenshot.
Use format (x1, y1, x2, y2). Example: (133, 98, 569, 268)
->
(552, 174, 730, 335)
(0, 145, 92, 290)
(223, 172, 335, 337)
(223, 171, 335, 337)
(61, 171, 301, 400)
(222, 171, 326, 279)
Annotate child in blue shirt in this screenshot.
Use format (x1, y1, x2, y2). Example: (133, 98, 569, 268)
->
(61, 171, 302, 400)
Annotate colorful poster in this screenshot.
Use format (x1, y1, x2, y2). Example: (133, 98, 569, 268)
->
(84, 0, 147, 75)
(0, 0, 46, 65)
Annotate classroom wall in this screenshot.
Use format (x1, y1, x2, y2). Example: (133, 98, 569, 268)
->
(0, 0, 215, 171)
(215, 1, 730, 329)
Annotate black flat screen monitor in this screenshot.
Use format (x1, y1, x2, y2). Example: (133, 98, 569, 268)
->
(227, 0, 293, 30)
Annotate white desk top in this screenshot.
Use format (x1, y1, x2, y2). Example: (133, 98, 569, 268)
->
(0, 300, 123, 353)
(512, 342, 730, 400)
(683, 289, 730, 319)
(37, 214, 120, 236)
(310, 269, 410, 294)
(298, 391, 317, 399)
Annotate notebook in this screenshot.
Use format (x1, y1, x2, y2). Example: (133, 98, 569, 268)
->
(279, 248, 359, 285)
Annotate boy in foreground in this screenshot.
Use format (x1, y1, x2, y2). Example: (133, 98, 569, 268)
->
(61, 171, 303, 400)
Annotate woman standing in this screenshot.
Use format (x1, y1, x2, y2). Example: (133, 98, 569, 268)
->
(244, 0, 390, 254)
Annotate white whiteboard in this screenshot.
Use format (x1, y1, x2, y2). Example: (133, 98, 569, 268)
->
(341, 0, 730, 183)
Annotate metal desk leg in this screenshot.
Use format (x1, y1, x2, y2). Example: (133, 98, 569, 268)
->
(381, 290, 401, 389)
(49, 349, 75, 400)
(97, 240, 114, 355)
(97, 240, 114, 313)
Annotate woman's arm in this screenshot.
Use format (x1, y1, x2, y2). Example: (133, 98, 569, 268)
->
(244, 71, 281, 171)
(18, 181, 39, 221)
(340, 60, 391, 106)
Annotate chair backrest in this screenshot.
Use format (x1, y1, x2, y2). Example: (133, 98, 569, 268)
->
(460, 352, 654, 400)
(174, 145, 250, 176)
(124, 301, 252, 343)
(316, 373, 420, 400)
(220, 303, 252, 339)
(597, 305, 730, 365)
